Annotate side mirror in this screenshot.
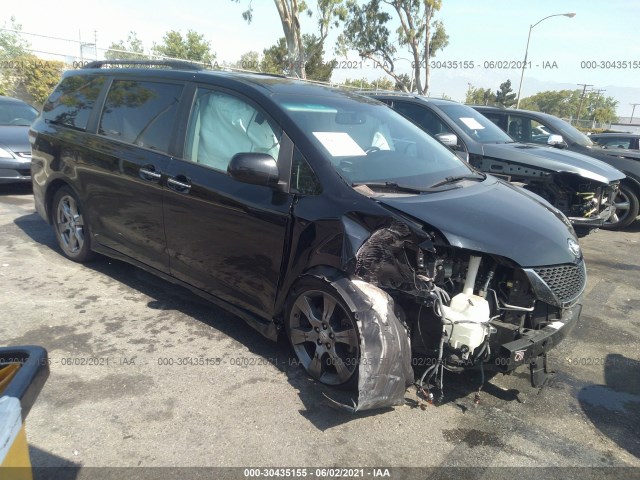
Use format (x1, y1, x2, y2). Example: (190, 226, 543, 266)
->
(228, 153, 280, 187)
(436, 132, 459, 148)
(547, 134, 567, 149)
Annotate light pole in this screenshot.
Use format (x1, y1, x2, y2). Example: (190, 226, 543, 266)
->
(515, 12, 576, 109)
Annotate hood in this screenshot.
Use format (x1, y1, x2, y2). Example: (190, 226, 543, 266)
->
(376, 177, 579, 267)
(0, 126, 31, 154)
(590, 145, 640, 161)
(482, 142, 625, 184)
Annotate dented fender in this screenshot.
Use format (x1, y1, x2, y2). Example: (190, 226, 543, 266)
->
(305, 272, 413, 412)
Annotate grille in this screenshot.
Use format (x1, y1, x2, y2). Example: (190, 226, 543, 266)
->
(534, 261, 586, 304)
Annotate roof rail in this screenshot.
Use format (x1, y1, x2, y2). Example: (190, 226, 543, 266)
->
(82, 60, 202, 71)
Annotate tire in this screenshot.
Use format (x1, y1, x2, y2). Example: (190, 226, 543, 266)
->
(285, 276, 361, 388)
(602, 182, 640, 230)
(52, 186, 95, 262)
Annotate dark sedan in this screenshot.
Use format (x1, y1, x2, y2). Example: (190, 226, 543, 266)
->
(474, 105, 640, 229)
(0, 96, 38, 184)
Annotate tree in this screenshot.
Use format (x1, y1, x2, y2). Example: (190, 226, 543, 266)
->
(465, 84, 495, 105)
(341, 0, 449, 95)
(105, 32, 147, 60)
(234, 51, 261, 71)
(151, 30, 215, 65)
(519, 89, 618, 123)
(233, 0, 346, 79)
(0, 17, 30, 96)
(495, 79, 516, 107)
(260, 35, 335, 82)
(19, 56, 64, 105)
(519, 90, 583, 118)
(342, 77, 395, 91)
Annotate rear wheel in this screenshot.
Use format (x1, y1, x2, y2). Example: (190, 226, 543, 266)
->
(285, 277, 360, 388)
(52, 186, 94, 262)
(602, 182, 639, 230)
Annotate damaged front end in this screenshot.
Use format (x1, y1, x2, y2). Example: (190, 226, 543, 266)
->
(305, 215, 584, 411)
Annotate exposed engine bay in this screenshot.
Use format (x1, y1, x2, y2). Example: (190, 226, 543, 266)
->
(474, 156, 618, 231)
(334, 220, 584, 410)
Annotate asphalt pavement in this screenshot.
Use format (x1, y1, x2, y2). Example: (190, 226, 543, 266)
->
(1, 183, 639, 479)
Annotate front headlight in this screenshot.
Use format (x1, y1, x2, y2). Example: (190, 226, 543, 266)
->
(0, 147, 15, 159)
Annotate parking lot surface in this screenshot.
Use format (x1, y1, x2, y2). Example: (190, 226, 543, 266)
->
(1, 184, 640, 478)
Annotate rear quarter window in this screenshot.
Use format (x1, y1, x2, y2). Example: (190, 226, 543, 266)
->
(98, 80, 183, 153)
(42, 75, 106, 130)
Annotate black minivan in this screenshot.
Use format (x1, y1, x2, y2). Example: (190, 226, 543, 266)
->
(31, 62, 585, 411)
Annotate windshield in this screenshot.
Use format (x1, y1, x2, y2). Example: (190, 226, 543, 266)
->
(546, 116, 594, 147)
(276, 94, 475, 190)
(0, 102, 38, 126)
(438, 104, 514, 144)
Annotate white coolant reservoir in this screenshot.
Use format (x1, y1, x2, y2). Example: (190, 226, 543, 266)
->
(442, 293, 490, 355)
(442, 255, 490, 358)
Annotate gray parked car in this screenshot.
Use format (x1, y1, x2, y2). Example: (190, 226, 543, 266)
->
(369, 94, 625, 235)
(0, 95, 38, 184)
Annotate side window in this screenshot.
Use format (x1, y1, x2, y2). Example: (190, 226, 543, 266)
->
(184, 89, 281, 172)
(483, 112, 506, 130)
(42, 75, 106, 130)
(290, 149, 321, 195)
(507, 115, 528, 142)
(393, 102, 452, 136)
(530, 119, 551, 144)
(597, 137, 632, 149)
(99, 80, 183, 153)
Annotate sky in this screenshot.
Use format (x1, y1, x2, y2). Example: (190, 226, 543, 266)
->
(3, 0, 640, 116)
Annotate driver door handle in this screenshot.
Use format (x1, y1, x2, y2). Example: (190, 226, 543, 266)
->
(167, 176, 191, 193)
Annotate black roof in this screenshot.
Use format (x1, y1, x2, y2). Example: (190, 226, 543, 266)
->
(66, 65, 370, 101)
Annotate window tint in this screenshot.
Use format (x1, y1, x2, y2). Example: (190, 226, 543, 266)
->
(393, 102, 453, 136)
(594, 137, 632, 149)
(184, 89, 281, 172)
(42, 75, 106, 130)
(507, 115, 527, 142)
(0, 102, 38, 126)
(99, 80, 183, 153)
(291, 149, 321, 195)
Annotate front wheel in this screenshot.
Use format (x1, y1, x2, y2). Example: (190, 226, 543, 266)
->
(285, 277, 360, 388)
(52, 186, 95, 262)
(602, 182, 639, 230)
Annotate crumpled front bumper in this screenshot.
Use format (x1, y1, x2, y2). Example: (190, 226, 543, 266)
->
(493, 302, 581, 372)
(568, 204, 614, 228)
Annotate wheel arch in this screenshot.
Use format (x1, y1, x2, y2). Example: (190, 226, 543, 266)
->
(44, 179, 76, 225)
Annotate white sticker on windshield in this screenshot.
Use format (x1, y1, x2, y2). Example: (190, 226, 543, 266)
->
(459, 117, 485, 130)
(312, 132, 366, 157)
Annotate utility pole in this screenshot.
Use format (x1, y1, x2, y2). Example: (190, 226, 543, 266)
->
(576, 83, 593, 124)
(94, 30, 98, 60)
(631, 103, 640, 124)
(591, 89, 606, 127)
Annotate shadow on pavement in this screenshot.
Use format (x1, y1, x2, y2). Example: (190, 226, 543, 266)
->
(578, 353, 640, 459)
(1, 183, 32, 196)
(14, 212, 531, 430)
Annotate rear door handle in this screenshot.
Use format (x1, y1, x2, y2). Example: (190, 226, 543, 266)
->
(167, 176, 191, 193)
(139, 166, 162, 182)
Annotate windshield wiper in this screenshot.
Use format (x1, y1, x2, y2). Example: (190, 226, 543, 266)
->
(428, 173, 486, 188)
(352, 181, 425, 194)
